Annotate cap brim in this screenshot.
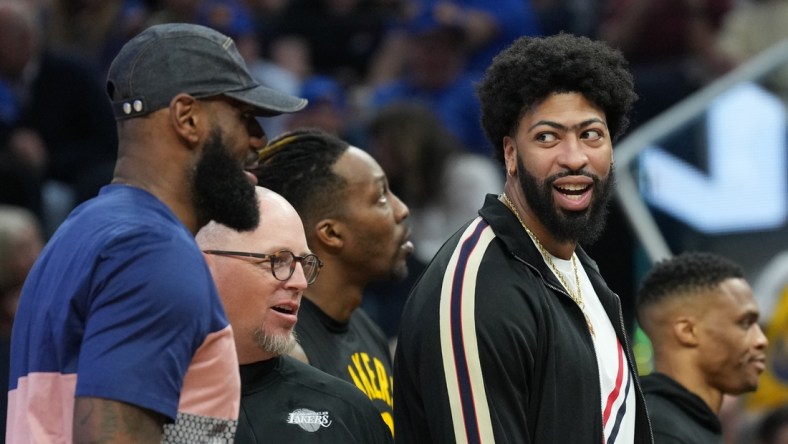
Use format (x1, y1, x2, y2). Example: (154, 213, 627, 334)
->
(224, 84, 308, 117)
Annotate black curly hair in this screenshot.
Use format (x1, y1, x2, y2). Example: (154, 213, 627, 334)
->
(636, 252, 745, 314)
(254, 128, 350, 232)
(477, 33, 637, 165)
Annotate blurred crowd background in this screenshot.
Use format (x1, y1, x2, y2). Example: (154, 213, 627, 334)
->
(1, 0, 787, 442)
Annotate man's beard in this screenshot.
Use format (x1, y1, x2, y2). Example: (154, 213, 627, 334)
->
(517, 156, 614, 245)
(192, 128, 259, 231)
(253, 326, 297, 356)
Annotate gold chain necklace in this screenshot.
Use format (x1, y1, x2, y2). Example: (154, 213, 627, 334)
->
(500, 193, 595, 336)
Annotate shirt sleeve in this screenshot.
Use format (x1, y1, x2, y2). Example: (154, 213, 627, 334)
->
(75, 229, 217, 420)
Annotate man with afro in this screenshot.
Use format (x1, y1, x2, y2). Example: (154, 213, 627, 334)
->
(393, 33, 653, 442)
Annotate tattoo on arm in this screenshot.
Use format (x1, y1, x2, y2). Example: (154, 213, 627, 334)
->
(73, 397, 166, 443)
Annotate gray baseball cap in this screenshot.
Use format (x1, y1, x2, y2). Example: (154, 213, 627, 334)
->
(107, 23, 307, 120)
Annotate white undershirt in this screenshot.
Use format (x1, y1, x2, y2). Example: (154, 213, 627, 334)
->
(547, 252, 637, 443)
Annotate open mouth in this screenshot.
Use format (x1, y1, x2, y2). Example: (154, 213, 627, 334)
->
(555, 183, 591, 200)
(272, 305, 296, 315)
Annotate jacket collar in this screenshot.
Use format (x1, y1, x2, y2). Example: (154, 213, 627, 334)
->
(478, 193, 618, 319)
(479, 194, 600, 280)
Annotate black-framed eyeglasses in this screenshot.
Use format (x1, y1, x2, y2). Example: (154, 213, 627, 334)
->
(204, 249, 323, 285)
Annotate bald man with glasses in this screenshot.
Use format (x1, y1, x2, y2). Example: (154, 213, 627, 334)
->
(196, 187, 392, 443)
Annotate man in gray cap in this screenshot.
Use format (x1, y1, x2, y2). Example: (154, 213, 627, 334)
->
(6, 23, 306, 443)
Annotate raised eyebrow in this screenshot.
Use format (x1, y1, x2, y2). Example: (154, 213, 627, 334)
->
(527, 118, 608, 133)
(527, 120, 564, 132)
(579, 118, 608, 131)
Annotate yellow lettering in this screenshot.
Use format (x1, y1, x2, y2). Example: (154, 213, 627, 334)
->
(381, 412, 394, 436)
(375, 358, 393, 407)
(351, 353, 376, 399)
(347, 365, 368, 397)
(363, 353, 382, 400)
(348, 353, 396, 411)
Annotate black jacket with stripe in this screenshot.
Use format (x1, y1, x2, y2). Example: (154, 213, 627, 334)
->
(393, 194, 653, 443)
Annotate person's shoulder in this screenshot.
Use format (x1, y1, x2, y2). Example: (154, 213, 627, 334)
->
(249, 357, 392, 442)
(640, 372, 687, 397)
(77, 185, 174, 220)
(280, 356, 378, 406)
(46, 187, 189, 256)
(89, 187, 191, 242)
(641, 376, 695, 433)
(349, 307, 384, 333)
(405, 212, 509, 297)
(349, 308, 390, 350)
(77, 187, 216, 308)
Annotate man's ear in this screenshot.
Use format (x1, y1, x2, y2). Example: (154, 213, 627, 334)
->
(315, 218, 343, 252)
(170, 93, 202, 148)
(674, 316, 700, 347)
(503, 135, 517, 177)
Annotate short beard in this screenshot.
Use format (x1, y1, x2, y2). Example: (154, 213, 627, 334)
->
(192, 128, 259, 231)
(253, 326, 297, 357)
(517, 156, 614, 245)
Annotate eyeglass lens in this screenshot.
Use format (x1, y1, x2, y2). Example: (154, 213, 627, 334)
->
(271, 250, 321, 284)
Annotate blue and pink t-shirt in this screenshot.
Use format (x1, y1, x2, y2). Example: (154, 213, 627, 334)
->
(6, 185, 239, 442)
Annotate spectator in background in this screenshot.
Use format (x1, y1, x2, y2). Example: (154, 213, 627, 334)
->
(532, 0, 601, 37)
(146, 0, 201, 26)
(637, 251, 768, 443)
(0, 1, 119, 234)
(197, 187, 392, 443)
(245, 0, 312, 86)
(284, 75, 360, 142)
(417, 0, 540, 74)
(196, 0, 257, 61)
(0, 205, 43, 338)
(149, 0, 258, 62)
(269, 0, 390, 87)
(0, 79, 42, 221)
(716, 0, 788, 100)
(45, 0, 149, 75)
(255, 129, 412, 435)
(0, 204, 44, 441)
(245, 0, 291, 31)
(368, 0, 540, 87)
(369, 8, 490, 154)
(598, 0, 733, 127)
